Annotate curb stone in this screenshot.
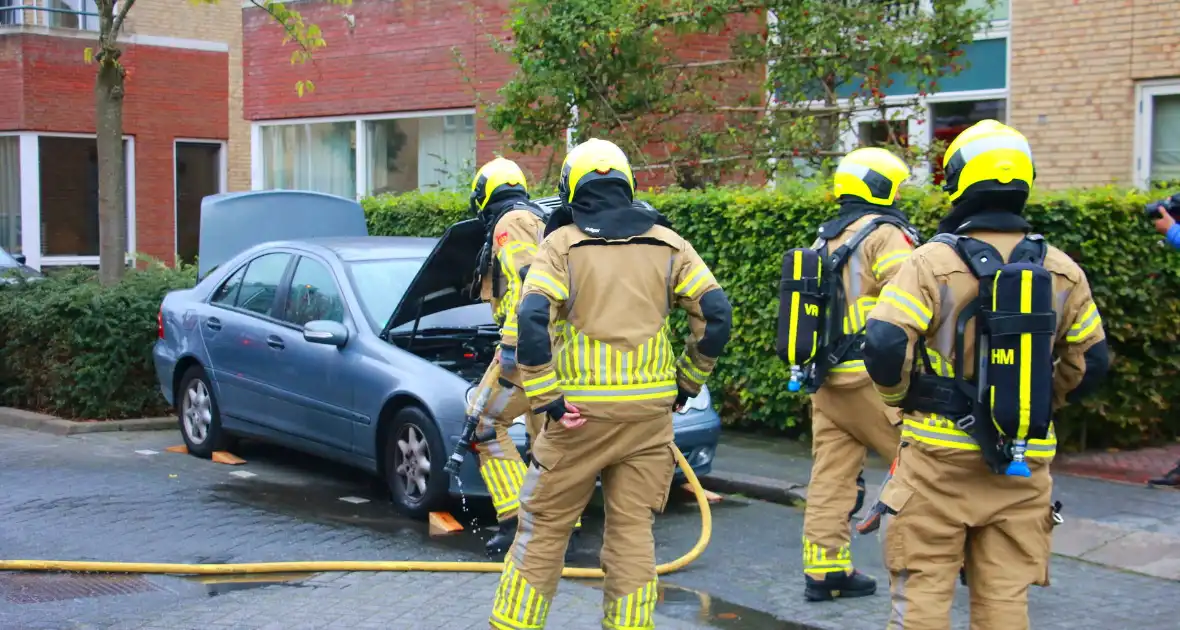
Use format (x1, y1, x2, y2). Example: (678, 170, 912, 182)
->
(704, 469, 1180, 582)
(0, 407, 174, 436)
(699, 470, 807, 507)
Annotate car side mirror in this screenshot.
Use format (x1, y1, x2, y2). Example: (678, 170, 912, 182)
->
(13, 254, 26, 265)
(303, 320, 349, 347)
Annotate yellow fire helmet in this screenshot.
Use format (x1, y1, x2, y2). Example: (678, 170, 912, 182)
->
(832, 147, 912, 207)
(470, 157, 528, 214)
(558, 138, 636, 207)
(941, 119, 1035, 203)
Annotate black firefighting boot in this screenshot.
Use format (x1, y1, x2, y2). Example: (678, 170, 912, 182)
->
(804, 570, 878, 602)
(485, 516, 518, 558)
(1148, 460, 1180, 487)
(848, 472, 866, 521)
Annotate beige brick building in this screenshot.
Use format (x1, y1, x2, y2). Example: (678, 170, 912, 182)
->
(1010, 0, 1180, 189)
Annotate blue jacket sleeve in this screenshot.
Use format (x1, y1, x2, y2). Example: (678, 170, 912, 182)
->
(1168, 224, 1180, 251)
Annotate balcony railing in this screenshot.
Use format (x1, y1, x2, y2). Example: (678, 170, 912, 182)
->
(0, 0, 100, 32)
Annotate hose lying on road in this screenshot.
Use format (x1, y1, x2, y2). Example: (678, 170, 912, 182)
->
(0, 447, 712, 578)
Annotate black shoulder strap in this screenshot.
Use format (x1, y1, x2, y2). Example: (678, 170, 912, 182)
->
(827, 215, 915, 273)
(931, 233, 1047, 279)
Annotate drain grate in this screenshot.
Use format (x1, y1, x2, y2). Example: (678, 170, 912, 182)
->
(0, 573, 162, 604)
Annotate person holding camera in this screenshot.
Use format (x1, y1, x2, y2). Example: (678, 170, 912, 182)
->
(1149, 193, 1180, 250)
(1148, 193, 1180, 486)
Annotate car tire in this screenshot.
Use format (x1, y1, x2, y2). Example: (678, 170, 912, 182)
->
(176, 365, 230, 458)
(384, 406, 449, 519)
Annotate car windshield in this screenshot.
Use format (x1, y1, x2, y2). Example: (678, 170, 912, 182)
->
(0, 248, 17, 268)
(347, 258, 425, 332)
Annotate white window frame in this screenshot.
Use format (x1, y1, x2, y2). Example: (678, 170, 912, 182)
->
(173, 139, 228, 259)
(1133, 79, 1180, 189)
(0, 131, 136, 270)
(249, 108, 478, 198)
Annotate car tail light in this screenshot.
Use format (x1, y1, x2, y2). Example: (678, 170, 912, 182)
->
(157, 309, 164, 339)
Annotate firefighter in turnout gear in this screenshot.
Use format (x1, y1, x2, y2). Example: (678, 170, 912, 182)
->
(467, 157, 581, 558)
(487, 138, 733, 629)
(861, 120, 1110, 629)
(777, 147, 920, 602)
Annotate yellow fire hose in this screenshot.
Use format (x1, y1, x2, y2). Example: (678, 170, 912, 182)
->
(0, 448, 712, 578)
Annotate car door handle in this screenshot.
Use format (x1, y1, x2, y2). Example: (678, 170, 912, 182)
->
(206, 317, 222, 331)
(266, 335, 285, 350)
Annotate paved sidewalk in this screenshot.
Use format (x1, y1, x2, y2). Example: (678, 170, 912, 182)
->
(702, 433, 1180, 582)
(88, 572, 709, 630)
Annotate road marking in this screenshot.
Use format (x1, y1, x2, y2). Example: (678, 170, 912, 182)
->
(135, 450, 159, 455)
(338, 496, 370, 504)
(229, 470, 257, 479)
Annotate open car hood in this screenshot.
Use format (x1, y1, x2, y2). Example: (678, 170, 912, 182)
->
(197, 190, 368, 279)
(383, 218, 486, 334)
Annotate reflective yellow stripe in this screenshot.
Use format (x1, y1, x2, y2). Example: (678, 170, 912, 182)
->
(490, 562, 549, 629)
(1066, 302, 1101, 343)
(830, 360, 866, 374)
(1018, 269, 1033, 441)
(522, 372, 558, 397)
(674, 264, 713, 299)
(604, 578, 658, 629)
(787, 251, 802, 362)
(872, 249, 910, 278)
(564, 381, 678, 402)
(880, 286, 932, 331)
(875, 384, 906, 404)
(677, 354, 710, 385)
(524, 269, 569, 301)
(552, 323, 678, 399)
(802, 535, 852, 574)
(902, 416, 1057, 457)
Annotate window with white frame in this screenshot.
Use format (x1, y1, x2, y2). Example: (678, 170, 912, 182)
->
(0, 135, 19, 254)
(0, 0, 103, 30)
(928, 97, 1006, 184)
(963, 0, 1008, 25)
(256, 112, 476, 198)
(1136, 82, 1180, 187)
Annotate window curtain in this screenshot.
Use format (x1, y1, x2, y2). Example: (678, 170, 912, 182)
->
(418, 114, 475, 191)
(0, 136, 20, 253)
(261, 122, 356, 198)
(1151, 94, 1180, 184)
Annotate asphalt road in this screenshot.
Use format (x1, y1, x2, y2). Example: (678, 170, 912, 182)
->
(2, 426, 1178, 629)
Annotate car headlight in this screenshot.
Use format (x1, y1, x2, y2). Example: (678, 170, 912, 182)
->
(677, 384, 712, 414)
(465, 386, 476, 408)
(512, 415, 526, 426)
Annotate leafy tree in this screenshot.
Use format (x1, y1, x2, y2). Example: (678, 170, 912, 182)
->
(85, 0, 348, 285)
(481, 0, 990, 188)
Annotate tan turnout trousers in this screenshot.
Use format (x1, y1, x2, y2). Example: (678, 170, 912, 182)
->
(472, 359, 583, 528)
(878, 443, 1054, 630)
(471, 359, 533, 522)
(490, 416, 677, 630)
(804, 384, 900, 577)
(802, 213, 913, 577)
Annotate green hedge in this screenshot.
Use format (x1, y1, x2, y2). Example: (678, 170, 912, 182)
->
(0, 263, 197, 419)
(363, 185, 1180, 450)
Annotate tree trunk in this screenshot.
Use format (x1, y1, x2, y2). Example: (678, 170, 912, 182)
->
(95, 57, 126, 286)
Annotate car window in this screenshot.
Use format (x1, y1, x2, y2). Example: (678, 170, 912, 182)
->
(346, 258, 424, 330)
(236, 253, 293, 316)
(282, 257, 345, 327)
(210, 266, 246, 306)
(0, 248, 16, 268)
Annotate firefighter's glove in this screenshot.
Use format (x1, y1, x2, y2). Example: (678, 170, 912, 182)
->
(537, 396, 570, 423)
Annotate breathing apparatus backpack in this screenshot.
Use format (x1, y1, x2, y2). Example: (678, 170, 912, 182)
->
(475, 199, 552, 298)
(903, 233, 1056, 477)
(776, 215, 921, 394)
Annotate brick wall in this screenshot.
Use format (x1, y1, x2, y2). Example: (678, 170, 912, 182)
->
(123, 0, 247, 191)
(0, 33, 228, 261)
(243, 0, 763, 189)
(1010, 0, 1180, 189)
